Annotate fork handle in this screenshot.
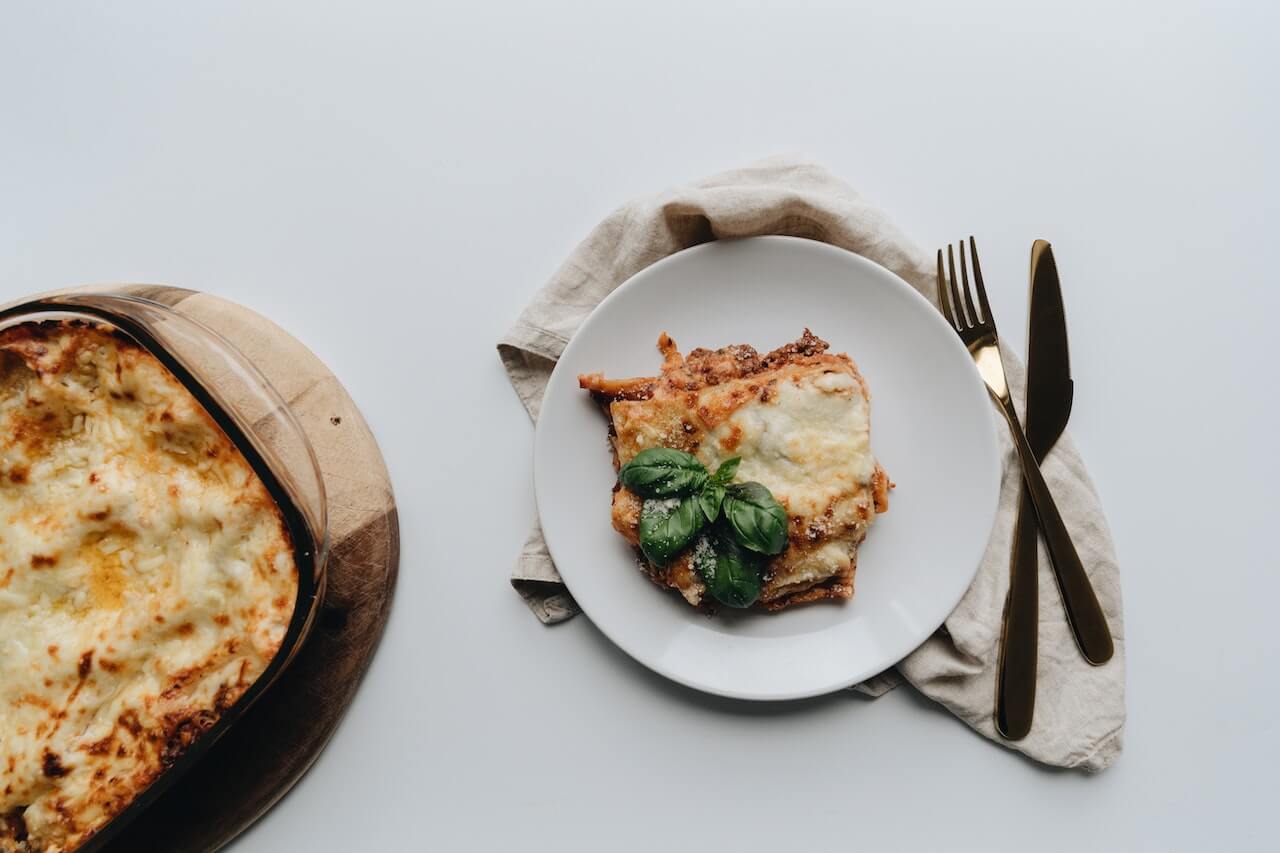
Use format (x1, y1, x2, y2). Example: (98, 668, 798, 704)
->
(996, 487, 1038, 739)
(994, 397, 1114, 666)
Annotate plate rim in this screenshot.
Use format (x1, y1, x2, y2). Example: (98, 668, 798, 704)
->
(533, 235, 1001, 701)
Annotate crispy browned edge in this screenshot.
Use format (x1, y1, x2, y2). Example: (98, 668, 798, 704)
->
(0, 320, 298, 852)
(577, 330, 890, 613)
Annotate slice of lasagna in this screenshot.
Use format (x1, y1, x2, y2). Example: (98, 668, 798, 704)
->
(579, 330, 890, 612)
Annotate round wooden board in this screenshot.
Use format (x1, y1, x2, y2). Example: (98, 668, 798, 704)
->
(90, 286, 400, 852)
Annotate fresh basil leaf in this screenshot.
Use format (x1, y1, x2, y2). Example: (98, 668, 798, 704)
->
(638, 495, 704, 567)
(697, 482, 725, 522)
(692, 527, 764, 609)
(723, 482, 788, 556)
(619, 448, 708, 498)
(709, 456, 741, 486)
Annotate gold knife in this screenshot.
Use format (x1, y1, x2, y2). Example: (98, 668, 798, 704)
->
(996, 240, 1113, 740)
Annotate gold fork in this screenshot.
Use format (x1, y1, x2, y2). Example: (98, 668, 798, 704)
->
(936, 237, 1114, 668)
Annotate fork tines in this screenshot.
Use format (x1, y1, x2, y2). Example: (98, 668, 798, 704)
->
(936, 236, 994, 335)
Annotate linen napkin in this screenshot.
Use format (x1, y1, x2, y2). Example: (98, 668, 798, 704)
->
(499, 156, 1125, 771)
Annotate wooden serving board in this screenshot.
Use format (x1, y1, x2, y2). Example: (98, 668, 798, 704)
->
(89, 287, 400, 852)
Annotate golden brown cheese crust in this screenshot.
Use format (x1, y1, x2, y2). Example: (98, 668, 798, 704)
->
(581, 331, 890, 612)
(0, 322, 298, 853)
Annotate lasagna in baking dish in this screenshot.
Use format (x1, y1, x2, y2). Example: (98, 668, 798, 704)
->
(0, 322, 298, 852)
(579, 330, 890, 612)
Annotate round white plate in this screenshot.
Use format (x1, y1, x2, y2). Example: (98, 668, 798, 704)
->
(534, 236, 1001, 701)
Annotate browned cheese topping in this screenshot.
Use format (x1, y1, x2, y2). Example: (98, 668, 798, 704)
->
(0, 323, 298, 852)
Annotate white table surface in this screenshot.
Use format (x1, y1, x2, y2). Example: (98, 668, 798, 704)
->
(3, 2, 1277, 850)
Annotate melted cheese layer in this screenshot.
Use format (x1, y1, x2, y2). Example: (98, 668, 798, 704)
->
(702, 371, 874, 519)
(0, 323, 297, 853)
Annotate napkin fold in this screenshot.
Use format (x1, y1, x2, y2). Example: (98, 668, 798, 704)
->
(499, 156, 1125, 771)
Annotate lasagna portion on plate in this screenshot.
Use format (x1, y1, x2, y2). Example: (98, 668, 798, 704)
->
(579, 330, 890, 612)
(0, 322, 298, 853)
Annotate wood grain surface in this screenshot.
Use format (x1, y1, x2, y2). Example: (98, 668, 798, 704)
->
(83, 287, 400, 852)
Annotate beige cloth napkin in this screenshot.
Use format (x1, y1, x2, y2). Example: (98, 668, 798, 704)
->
(498, 156, 1126, 771)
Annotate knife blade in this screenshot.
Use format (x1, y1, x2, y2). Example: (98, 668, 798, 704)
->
(997, 240, 1104, 739)
(1025, 240, 1074, 460)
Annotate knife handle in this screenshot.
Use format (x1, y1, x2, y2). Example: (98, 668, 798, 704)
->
(995, 396, 1114, 665)
(996, 488, 1038, 740)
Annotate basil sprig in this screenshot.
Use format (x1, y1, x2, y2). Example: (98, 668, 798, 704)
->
(619, 448, 787, 607)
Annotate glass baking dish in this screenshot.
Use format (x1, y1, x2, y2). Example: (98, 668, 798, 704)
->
(0, 290, 328, 852)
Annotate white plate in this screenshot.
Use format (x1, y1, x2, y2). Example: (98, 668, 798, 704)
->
(534, 236, 1001, 701)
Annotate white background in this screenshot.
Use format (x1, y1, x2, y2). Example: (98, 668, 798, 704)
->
(3, 1, 1276, 850)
